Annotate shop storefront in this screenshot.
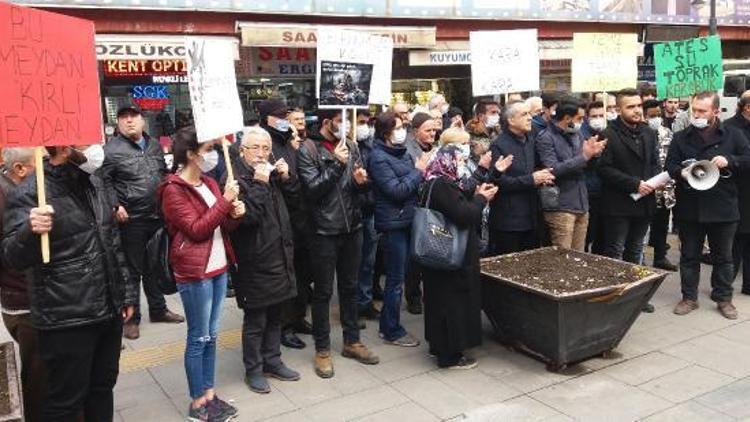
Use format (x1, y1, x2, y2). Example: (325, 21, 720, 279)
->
(96, 34, 239, 135)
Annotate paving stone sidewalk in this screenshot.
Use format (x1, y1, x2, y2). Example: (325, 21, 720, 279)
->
(5, 245, 750, 421)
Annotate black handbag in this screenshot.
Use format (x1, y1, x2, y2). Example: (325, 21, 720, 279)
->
(410, 179, 469, 271)
(145, 226, 177, 295)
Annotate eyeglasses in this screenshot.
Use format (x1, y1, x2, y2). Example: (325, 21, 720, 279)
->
(241, 144, 271, 152)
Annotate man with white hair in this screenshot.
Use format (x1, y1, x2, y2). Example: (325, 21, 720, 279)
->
(526, 97, 543, 117)
(428, 93, 451, 130)
(0, 147, 44, 422)
(230, 126, 301, 393)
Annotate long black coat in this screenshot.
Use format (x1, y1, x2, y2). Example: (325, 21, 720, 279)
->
(421, 177, 485, 356)
(597, 118, 659, 218)
(665, 122, 750, 224)
(230, 159, 297, 310)
(725, 113, 750, 233)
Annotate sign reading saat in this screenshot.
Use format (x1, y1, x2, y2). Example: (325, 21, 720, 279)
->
(655, 36, 723, 99)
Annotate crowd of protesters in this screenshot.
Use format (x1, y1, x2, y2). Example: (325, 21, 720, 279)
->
(1, 87, 750, 421)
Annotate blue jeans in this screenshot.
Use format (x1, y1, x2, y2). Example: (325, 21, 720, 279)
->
(357, 215, 379, 308)
(380, 228, 409, 341)
(177, 273, 228, 399)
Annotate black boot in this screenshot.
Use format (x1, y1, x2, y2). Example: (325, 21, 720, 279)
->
(281, 329, 306, 349)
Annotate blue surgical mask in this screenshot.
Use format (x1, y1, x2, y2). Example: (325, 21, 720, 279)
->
(275, 119, 291, 132)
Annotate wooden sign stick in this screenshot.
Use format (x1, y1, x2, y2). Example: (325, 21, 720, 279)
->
(34, 147, 50, 264)
(351, 108, 357, 144)
(221, 136, 234, 183)
(602, 91, 608, 130)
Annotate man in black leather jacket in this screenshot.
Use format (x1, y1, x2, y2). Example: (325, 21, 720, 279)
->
(2, 145, 138, 421)
(297, 108, 379, 379)
(101, 106, 184, 340)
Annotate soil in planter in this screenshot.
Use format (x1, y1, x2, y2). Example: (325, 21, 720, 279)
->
(0, 348, 11, 416)
(482, 247, 654, 295)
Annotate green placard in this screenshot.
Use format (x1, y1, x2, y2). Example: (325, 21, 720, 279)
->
(655, 35, 723, 99)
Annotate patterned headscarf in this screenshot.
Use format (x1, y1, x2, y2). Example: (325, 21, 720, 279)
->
(424, 145, 462, 189)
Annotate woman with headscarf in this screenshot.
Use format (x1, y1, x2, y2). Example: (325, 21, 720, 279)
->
(420, 146, 498, 369)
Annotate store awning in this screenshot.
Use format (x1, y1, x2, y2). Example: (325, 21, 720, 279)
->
(237, 23, 437, 48)
(408, 40, 575, 66)
(95, 34, 240, 60)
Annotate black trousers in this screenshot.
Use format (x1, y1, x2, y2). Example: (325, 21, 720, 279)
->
(281, 233, 313, 329)
(602, 216, 650, 264)
(242, 303, 283, 377)
(120, 219, 167, 323)
(733, 232, 750, 293)
(490, 229, 540, 255)
(649, 206, 671, 262)
(38, 318, 122, 422)
(310, 230, 362, 351)
(586, 196, 606, 254)
(678, 221, 737, 302)
(404, 263, 422, 306)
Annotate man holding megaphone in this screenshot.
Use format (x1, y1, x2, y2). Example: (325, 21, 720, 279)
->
(666, 92, 750, 320)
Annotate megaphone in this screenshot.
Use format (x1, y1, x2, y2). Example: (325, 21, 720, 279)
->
(681, 159, 720, 191)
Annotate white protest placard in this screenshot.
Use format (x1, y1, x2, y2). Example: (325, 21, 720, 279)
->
(571, 33, 639, 93)
(316, 27, 393, 108)
(185, 36, 244, 142)
(470, 29, 540, 96)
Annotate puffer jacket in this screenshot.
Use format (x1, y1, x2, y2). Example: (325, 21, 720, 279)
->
(0, 170, 29, 312)
(158, 174, 238, 283)
(369, 139, 422, 232)
(2, 162, 136, 330)
(297, 132, 367, 236)
(230, 159, 297, 309)
(102, 133, 167, 221)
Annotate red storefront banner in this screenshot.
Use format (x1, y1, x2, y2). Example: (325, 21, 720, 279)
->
(0, 3, 103, 146)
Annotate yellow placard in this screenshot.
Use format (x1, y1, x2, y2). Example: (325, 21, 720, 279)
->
(571, 33, 639, 93)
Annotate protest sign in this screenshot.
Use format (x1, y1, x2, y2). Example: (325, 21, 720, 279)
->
(185, 36, 244, 143)
(654, 35, 723, 99)
(0, 3, 102, 147)
(571, 33, 639, 93)
(316, 27, 393, 107)
(470, 29, 539, 96)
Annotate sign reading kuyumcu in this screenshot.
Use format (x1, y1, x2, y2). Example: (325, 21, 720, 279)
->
(654, 36, 723, 99)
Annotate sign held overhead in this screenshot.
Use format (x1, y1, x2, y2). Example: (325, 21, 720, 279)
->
(654, 35, 723, 99)
(470, 29, 540, 96)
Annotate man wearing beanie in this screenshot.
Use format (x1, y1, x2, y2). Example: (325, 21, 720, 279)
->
(258, 99, 314, 350)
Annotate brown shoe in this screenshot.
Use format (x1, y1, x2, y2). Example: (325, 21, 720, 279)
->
(150, 310, 185, 323)
(123, 322, 140, 340)
(314, 351, 334, 379)
(342, 342, 380, 365)
(673, 299, 699, 316)
(718, 302, 738, 320)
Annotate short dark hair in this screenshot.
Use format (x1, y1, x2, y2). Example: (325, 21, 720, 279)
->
(316, 109, 342, 123)
(693, 91, 720, 109)
(616, 88, 641, 106)
(358, 109, 372, 118)
(475, 100, 499, 117)
(541, 92, 561, 109)
(374, 111, 399, 141)
(587, 101, 604, 113)
(639, 86, 657, 98)
(553, 101, 584, 121)
(643, 99, 662, 113)
(171, 126, 201, 173)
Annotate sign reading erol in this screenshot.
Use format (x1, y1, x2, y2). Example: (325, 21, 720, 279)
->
(0, 3, 102, 147)
(655, 36, 723, 99)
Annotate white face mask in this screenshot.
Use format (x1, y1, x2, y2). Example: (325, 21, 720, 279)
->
(76, 144, 105, 174)
(647, 117, 663, 130)
(588, 117, 606, 132)
(391, 128, 407, 145)
(356, 124, 371, 141)
(691, 117, 709, 129)
(333, 121, 351, 140)
(457, 144, 471, 159)
(440, 104, 449, 115)
(485, 114, 500, 128)
(606, 111, 618, 121)
(564, 121, 582, 134)
(198, 149, 219, 173)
